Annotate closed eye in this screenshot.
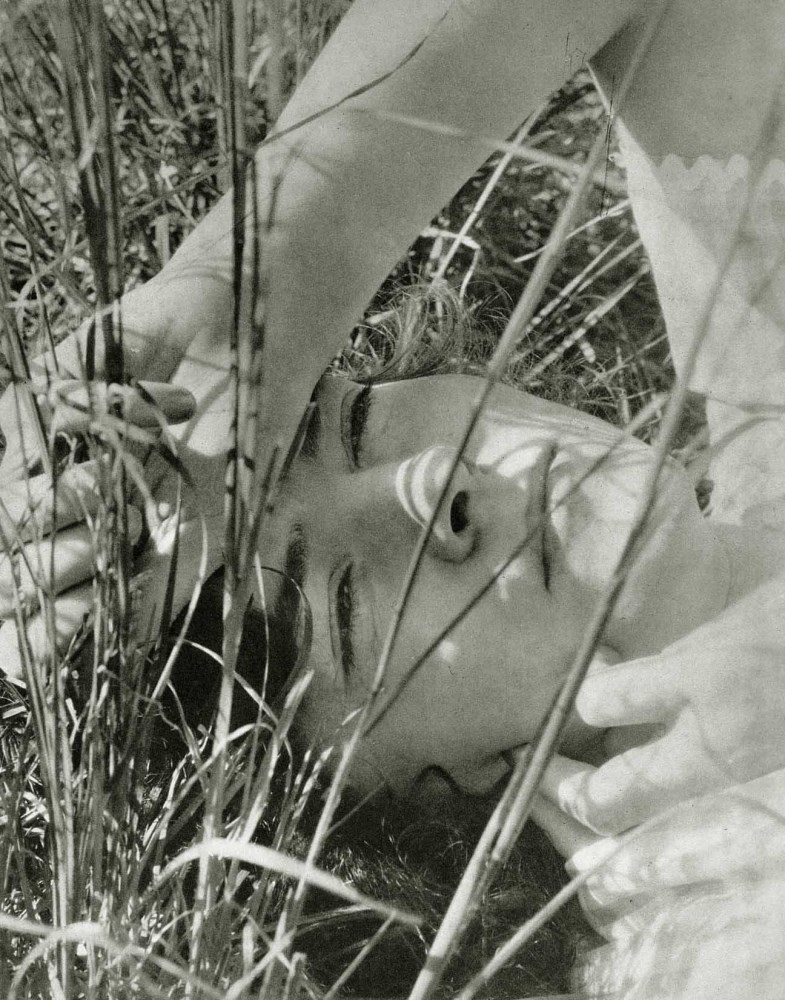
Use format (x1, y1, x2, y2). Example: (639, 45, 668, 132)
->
(340, 385, 373, 468)
(332, 562, 356, 677)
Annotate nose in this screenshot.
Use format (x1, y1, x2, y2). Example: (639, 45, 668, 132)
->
(393, 446, 477, 562)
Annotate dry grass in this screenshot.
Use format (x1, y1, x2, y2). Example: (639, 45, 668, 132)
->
(0, 2, 701, 998)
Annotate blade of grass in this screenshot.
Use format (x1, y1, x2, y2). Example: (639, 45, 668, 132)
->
(525, 262, 649, 373)
(401, 8, 671, 997)
(412, 37, 785, 1000)
(157, 838, 422, 927)
(366, 108, 627, 199)
(431, 114, 544, 286)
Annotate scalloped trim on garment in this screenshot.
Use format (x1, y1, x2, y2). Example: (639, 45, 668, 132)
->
(656, 153, 785, 190)
(649, 153, 785, 255)
(615, 132, 785, 408)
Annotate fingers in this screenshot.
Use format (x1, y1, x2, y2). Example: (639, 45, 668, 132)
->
(539, 747, 673, 834)
(530, 791, 625, 940)
(0, 580, 93, 683)
(0, 464, 101, 543)
(539, 740, 733, 836)
(530, 792, 601, 860)
(0, 508, 142, 616)
(0, 376, 195, 482)
(0, 383, 50, 481)
(531, 790, 652, 942)
(567, 774, 785, 899)
(0, 525, 95, 616)
(576, 654, 679, 727)
(0, 377, 192, 551)
(46, 380, 196, 435)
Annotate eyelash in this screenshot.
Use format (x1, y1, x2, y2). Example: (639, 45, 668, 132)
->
(341, 385, 373, 468)
(334, 563, 356, 676)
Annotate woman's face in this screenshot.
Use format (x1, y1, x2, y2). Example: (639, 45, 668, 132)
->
(260, 374, 729, 796)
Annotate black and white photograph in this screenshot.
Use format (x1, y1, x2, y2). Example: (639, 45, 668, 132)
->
(1, 1, 783, 996)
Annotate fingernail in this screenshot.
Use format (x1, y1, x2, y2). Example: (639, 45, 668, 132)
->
(568, 837, 620, 874)
(138, 383, 196, 423)
(164, 387, 196, 423)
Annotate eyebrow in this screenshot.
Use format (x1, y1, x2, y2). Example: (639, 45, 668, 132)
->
(333, 562, 357, 679)
(268, 520, 308, 650)
(281, 521, 307, 593)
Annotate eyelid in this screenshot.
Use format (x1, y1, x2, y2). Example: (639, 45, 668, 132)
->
(329, 561, 356, 680)
(340, 385, 372, 469)
(328, 559, 378, 684)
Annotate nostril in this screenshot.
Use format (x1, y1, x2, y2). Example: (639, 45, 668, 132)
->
(450, 490, 470, 534)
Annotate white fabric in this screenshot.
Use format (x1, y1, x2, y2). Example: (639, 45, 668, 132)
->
(572, 5, 785, 990)
(573, 772, 785, 998)
(620, 140, 785, 410)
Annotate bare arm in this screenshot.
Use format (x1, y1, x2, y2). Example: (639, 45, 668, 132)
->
(25, 0, 639, 467)
(178, 0, 640, 464)
(0, 0, 643, 671)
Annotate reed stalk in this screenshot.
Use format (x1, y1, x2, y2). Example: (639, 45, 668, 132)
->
(0, 1, 726, 995)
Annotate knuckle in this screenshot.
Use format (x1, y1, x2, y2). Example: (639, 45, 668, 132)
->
(562, 771, 629, 837)
(574, 682, 603, 722)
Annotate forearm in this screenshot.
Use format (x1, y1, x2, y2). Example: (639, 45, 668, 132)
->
(157, 0, 640, 463)
(18, 0, 641, 467)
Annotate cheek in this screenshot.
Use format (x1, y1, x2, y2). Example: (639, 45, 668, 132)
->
(389, 551, 576, 693)
(546, 446, 654, 594)
(383, 600, 576, 754)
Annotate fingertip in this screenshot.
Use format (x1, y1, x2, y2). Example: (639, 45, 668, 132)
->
(539, 755, 626, 836)
(162, 387, 197, 424)
(127, 506, 144, 547)
(137, 382, 196, 424)
(576, 653, 671, 729)
(540, 752, 596, 805)
(567, 834, 620, 875)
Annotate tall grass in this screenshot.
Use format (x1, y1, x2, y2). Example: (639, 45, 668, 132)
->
(0, 2, 699, 998)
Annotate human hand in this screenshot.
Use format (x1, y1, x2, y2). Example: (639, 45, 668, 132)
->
(535, 582, 785, 837)
(531, 767, 785, 999)
(0, 379, 197, 683)
(0, 276, 229, 481)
